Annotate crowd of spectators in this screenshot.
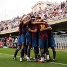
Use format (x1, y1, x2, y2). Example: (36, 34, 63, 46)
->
(0, 16, 20, 32)
(0, 35, 18, 48)
(35, 0, 67, 22)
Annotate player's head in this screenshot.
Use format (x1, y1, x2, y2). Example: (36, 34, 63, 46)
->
(35, 14, 41, 22)
(26, 14, 31, 21)
(35, 14, 41, 19)
(31, 15, 35, 22)
(20, 15, 28, 24)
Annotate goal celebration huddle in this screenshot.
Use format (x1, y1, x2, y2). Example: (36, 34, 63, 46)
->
(13, 14, 56, 63)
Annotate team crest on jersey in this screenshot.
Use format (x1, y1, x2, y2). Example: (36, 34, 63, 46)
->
(40, 24, 45, 29)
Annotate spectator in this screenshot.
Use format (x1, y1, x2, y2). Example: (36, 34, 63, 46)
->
(14, 37, 18, 48)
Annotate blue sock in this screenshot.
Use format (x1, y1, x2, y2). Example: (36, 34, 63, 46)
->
(24, 47, 27, 55)
(14, 49, 19, 57)
(27, 48, 30, 57)
(20, 49, 24, 58)
(41, 50, 44, 57)
(34, 47, 38, 59)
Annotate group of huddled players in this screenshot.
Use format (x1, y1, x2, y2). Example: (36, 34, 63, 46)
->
(13, 14, 56, 63)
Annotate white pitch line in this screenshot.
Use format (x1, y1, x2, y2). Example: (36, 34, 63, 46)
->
(0, 53, 20, 57)
(51, 62, 67, 66)
(0, 53, 67, 66)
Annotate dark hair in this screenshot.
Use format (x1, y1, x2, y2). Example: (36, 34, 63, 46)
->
(36, 17, 41, 19)
(31, 16, 35, 18)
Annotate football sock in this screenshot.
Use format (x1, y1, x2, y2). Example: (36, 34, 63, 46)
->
(27, 48, 30, 57)
(41, 49, 44, 57)
(20, 49, 24, 58)
(14, 49, 19, 57)
(53, 50, 56, 59)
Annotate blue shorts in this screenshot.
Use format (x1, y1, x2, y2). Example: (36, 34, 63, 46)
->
(17, 34, 25, 46)
(39, 39, 45, 48)
(32, 37, 37, 47)
(48, 36, 56, 47)
(25, 31, 31, 45)
(44, 39, 48, 48)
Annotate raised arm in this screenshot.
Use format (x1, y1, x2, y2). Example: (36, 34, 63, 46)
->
(28, 28, 37, 32)
(23, 18, 31, 24)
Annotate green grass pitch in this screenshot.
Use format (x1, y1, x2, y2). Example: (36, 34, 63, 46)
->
(0, 48, 67, 67)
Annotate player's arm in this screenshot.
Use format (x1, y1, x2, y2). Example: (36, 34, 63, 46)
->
(23, 18, 31, 24)
(28, 28, 37, 32)
(33, 19, 47, 24)
(39, 28, 44, 31)
(44, 27, 52, 30)
(32, 21, 46, 24)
